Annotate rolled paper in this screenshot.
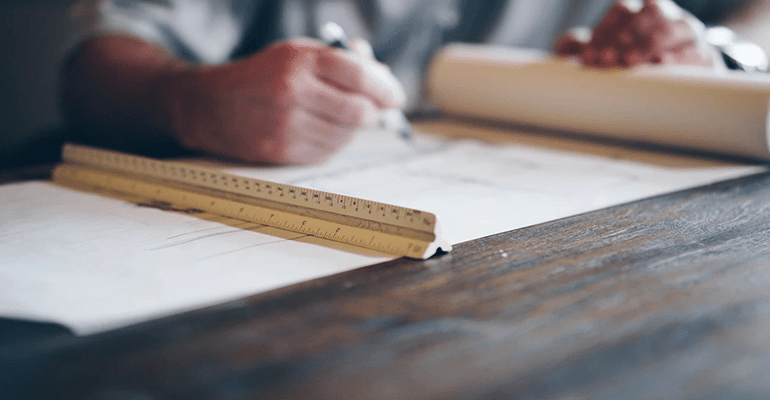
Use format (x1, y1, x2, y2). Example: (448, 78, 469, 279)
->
(427, 44, 770, 161)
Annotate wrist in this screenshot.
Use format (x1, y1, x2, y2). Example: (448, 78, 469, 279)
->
(63, 36, 201, 154)
(150, 62, 214, 152)
(151, 63, 191, 148)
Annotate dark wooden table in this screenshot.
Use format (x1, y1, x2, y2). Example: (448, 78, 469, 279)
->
(2, 166, 770, 400)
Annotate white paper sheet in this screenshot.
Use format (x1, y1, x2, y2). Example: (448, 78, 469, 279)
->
(1, 119, 764, 335)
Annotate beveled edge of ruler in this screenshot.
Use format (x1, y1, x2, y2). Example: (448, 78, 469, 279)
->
(58, 143, 452, 259)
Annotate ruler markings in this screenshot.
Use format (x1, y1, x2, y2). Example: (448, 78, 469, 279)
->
(53, 144, 450, 259)
(62, 145, 433, 230)
(54, 165, 427, 258)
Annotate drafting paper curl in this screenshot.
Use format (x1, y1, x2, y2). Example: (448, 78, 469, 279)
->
(428, 44, 770, 161)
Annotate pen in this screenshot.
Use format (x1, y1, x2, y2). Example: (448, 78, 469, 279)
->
(320, 22, 413, 141)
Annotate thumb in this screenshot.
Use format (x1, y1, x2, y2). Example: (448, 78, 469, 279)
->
(349, 38, 375, 60)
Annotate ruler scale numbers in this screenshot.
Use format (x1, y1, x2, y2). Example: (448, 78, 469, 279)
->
(53, 144, 450, 259)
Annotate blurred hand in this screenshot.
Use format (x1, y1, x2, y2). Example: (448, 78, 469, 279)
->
(172, 38, 406, 164)
(556, 0, 715, 69)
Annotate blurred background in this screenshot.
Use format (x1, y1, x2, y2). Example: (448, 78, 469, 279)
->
(0, 0, 761, 169)
(1, 0, 76, 168)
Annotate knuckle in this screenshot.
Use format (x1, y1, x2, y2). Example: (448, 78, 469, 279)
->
(270, 73, 305, 107)
(271, 41, 304, 63)
(334, 59, 366, 91)
(344, 60, 366, 90)
(307, 85, 325, 108)
(265, 44, 315, 106)
(267, 79, 291, 105)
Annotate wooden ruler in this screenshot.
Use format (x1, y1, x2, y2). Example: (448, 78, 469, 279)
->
(52, 144, 450, 259)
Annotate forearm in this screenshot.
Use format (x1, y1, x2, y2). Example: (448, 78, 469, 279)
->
(62, 35, 406, 164)
(61, 35, 188, 154)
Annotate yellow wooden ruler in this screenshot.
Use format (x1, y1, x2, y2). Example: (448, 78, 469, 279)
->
(52, 144, 451, 259)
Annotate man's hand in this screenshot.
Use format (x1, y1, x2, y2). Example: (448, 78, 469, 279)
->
(555, 0, 714, 69)
(62, 36, 406, 165)
(171, 38, 405, 164)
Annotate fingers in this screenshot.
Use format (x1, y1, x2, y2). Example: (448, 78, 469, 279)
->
(297, 77, 380, 128)
(555, 27, 592, 57)
(574, 0, 708, 69)
(270, 108, 356, 164)
(192, 38, 408, 164)
(617, 1, 672, 67)
(622, 2, 699, 66)
(654, 19, 697, 49)
(666, 45, 708, 65)
(315, 47, 406, 109)
(298, 39, 381, 128)
(643, 20, 698, 64)
(288, 108, 356, 162)
(349, 38, 375, 60)
(591, 1, 637, 49)
(256, 40, 394, 163)
(582, 1, 638, 67)
(229, 106, 356, 164)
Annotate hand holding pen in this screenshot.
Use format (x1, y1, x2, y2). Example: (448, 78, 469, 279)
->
(151, 26, 407, 165)
(320, 22, 413, 141)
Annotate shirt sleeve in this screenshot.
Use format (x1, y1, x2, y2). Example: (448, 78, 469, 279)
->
(67, 0, 259, 64)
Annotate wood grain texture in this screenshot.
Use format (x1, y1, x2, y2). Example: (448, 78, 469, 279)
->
(3, 171, 770, 400)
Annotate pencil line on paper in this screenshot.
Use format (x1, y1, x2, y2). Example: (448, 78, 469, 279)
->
(166, 221, 259, 240)
(150, 225, 265, 251)
(195, 234, 309, 261)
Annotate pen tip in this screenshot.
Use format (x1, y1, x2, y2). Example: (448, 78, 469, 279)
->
(320, 22, 347, 45)
(400, 127, 413, 141)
